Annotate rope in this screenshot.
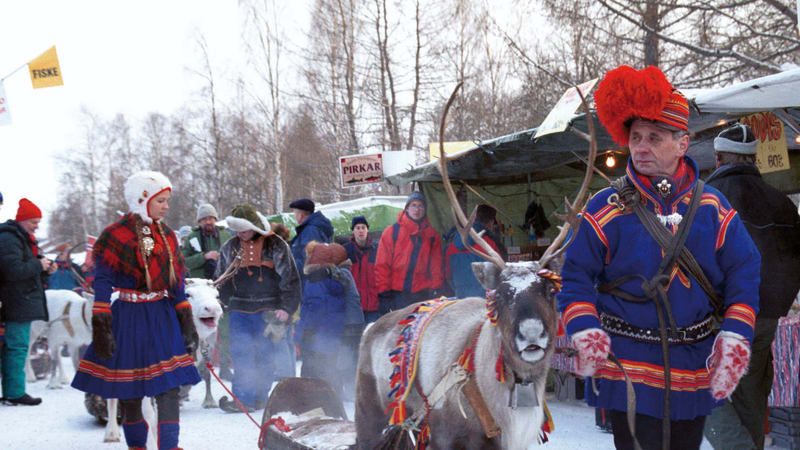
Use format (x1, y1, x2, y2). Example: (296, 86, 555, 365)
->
(204, 361, 288, 449)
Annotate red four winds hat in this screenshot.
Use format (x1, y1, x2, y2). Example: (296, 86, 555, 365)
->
(15, 198, 42, 222)
(594, 65, 689, 146)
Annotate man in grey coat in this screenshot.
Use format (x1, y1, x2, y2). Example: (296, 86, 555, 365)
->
(703, 124, 800, 449)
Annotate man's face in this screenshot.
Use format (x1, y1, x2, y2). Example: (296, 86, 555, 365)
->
(20, 218, 40, 234)
(148, 190, 171, 221)
(293, 209, 309, 225)
(237, 230, 255, 241)
(199, 216, 217, 232)
(406, 200, 426, 221)
(628, 119, 688, 177)
(353, 224, 369, 242)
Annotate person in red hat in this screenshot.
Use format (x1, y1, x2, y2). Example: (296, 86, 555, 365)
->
(0, 198, 54, 405)
(557, 66, 761, 449)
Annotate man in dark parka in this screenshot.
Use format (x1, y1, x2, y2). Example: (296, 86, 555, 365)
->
(0, 198, 54, 405)
(703, 124, 800, 449)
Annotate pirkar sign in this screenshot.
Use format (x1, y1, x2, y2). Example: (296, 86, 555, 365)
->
(339, 153, 383, 188)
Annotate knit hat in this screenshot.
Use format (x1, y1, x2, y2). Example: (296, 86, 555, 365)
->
(304, 241, 347, 270)
(595, 65, 689, 147)
(196, 203, 218, 222)
(289, 198, 315, 213)
(15, 198, 42, 222)
(405, 191, 427, 210)
(350, 215, 369, 230)
(226, 203, 271, 236)
(124, 171, 172, 224)
(714, 123, 757, 155)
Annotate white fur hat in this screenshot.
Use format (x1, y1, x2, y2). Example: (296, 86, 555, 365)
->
(124, 171, 172, 224)
(225, 203, 272, 236)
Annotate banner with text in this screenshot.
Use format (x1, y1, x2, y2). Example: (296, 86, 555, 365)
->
(29, 46, 63, 89)
(339, 153, 383, 188)
(739, 112, 789, 174)
(534, 78, 598, 139)
(0, 81, 11, 126)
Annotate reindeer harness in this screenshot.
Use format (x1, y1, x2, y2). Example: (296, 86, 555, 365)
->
(386, 279, 560, 449)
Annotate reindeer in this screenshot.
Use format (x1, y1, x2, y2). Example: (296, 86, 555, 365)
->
(355, 82, 597, 449)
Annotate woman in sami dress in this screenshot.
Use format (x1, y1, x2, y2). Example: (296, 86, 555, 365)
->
(72, 171, 200, 450)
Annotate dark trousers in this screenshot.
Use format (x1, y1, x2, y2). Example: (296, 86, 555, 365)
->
(301, 348, 341, 396)
(610, 410, 705, 450)
(704, 317, 779, 450)
(378, 289, 433, 315)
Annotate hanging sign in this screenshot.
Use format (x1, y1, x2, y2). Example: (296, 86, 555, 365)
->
(0, 81, 11, 126)
(339, 153, 383, 188)
(739, 112, 790, 174)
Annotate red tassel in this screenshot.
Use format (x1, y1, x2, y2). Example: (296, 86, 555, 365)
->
(495, 348, 506, 383)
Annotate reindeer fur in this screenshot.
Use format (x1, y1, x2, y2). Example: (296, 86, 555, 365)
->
(356, 262, 559, 449)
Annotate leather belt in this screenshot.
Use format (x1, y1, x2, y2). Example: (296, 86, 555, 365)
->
(115, 288, 168, 303)
(600, 312, 714, 345)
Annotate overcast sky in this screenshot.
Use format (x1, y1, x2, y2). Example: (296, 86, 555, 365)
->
(0, 0, 298, 236)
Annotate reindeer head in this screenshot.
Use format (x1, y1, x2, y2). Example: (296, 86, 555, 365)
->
(474, 261, 561, 378)
(185, 278, 224, 342)
(437, 81, 597, 380)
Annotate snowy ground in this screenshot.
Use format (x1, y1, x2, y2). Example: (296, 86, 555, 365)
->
(0, 360, 772, 449)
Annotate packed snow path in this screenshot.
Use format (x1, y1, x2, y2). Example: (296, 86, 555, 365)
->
(1, 360, 727, 449)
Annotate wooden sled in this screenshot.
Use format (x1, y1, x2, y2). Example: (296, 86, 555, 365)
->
(259, 377, 356, 450)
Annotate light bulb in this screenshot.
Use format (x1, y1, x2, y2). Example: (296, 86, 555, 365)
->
(795, 135, 800, 145)
(605, 154, 616, 168)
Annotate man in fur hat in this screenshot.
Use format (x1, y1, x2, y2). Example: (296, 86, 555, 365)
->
(558, 66, 760, 449)
(214, 204, 301, 412)
(703, 124, 800, 449)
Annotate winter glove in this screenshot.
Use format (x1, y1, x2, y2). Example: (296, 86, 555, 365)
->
(707, 331, 751, 400)
(571, 328, 611, 377)
(91, 313, 115, 360)
(175, 307, 200, 356)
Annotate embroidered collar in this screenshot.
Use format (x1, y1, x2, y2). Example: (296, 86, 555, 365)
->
(626, 156, 698, 211)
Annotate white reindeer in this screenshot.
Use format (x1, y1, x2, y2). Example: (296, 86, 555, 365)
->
(25, 290, 92, 388)
(184, 277, 224, 408)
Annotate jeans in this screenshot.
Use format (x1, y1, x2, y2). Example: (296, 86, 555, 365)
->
(229, 311, 276, 407)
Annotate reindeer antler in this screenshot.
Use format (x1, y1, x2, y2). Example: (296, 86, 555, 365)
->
(538, 86, 597, 269)
(437, 82, 506, 270)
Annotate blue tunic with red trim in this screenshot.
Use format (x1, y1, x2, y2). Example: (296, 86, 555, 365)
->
(557, 156, 760, 420)
(72, 215, 200, 399)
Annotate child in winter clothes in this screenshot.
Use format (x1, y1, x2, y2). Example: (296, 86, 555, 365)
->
(296, 241, 363, 396)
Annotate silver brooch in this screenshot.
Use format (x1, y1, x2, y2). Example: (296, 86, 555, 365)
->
(142, 226, 154, 256)
(656, 178, 672, 198)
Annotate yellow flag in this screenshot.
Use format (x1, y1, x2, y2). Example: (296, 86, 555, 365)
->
(28, 46, 63, 89)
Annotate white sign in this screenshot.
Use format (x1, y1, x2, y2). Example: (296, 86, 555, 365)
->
(0, 81, 11, 126)
(534, 78, 598, 139)
(339, 153, 383, 188)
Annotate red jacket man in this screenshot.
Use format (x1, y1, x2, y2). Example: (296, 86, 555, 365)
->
(342, 216, 380, 323)
(375, 192, 443, 313)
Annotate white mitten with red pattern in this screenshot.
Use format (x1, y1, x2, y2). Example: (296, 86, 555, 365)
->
(707, 331, 751, 400)
(571, 328, 611, 377)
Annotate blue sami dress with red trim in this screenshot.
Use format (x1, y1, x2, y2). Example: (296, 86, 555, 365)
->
(557, 156, 760, 420)
(72, 216, 200, 400)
